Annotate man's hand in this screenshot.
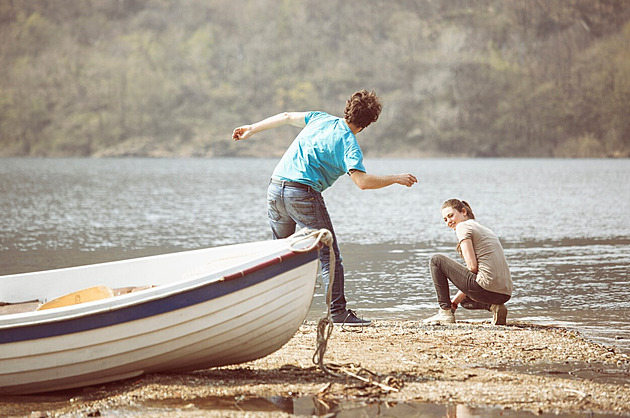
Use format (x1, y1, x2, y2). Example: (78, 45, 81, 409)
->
(232, 112, 307, 141)
(232, 125, 254, 141)
(395, 173, 418, 187)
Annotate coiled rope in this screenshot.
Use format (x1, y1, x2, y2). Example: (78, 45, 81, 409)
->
(289, 228, 340, 377)
(289, 228, 402, 393)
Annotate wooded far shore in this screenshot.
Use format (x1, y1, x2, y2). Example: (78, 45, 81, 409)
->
(1, 1, 629, 158)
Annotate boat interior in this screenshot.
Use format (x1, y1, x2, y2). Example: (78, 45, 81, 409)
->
(0, 285, 154, 315)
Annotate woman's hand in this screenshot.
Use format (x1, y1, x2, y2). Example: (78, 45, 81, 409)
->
(451, 291, 467, 311)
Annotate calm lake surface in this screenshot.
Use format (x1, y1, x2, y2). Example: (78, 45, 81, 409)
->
(1, 157, 629, 353)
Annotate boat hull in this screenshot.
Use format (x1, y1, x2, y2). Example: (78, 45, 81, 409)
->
(0, 238, 320, 395)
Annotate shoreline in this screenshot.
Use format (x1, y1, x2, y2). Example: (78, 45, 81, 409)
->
(1, 320, 629, 417)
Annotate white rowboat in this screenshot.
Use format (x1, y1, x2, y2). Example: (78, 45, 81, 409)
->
(0, 231, 322, 395)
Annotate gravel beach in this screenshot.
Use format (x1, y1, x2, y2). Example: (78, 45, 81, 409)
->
(1, 320, 629, 417)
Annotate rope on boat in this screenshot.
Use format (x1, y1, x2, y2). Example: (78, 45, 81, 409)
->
(289, 228, 340, 377)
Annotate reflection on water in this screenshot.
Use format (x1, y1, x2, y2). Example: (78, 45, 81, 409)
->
(1, 158, 629, 353)
(113, 395, 620, 417)
(1, 391, 622, 417)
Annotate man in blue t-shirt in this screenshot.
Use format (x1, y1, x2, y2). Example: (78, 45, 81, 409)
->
(232, 90, 417, 326)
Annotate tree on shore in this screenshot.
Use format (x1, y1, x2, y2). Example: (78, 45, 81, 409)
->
(1, 0, 629, 158)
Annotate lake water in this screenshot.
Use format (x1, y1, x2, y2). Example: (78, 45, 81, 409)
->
(1, 157, 629, 354)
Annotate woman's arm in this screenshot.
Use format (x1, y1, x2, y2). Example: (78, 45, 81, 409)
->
(459, 238, 478, 273)
(451, 290, 467, 310)
(232, 112, 307, 140)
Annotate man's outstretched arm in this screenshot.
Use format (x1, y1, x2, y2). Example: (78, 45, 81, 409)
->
(349, 170, 417, 190)
(232, 112, 307, 141)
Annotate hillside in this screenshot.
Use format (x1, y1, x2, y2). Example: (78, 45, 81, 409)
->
(1, 0, 629, 158)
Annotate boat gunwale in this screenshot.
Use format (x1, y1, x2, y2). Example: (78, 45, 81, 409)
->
(0, 247, 319, 341)
(0, 238, 317, 324)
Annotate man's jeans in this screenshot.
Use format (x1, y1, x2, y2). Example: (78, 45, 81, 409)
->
(430, 253, 510, 310)
(267, 182, 346, 315)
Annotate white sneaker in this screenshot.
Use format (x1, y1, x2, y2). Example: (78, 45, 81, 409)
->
(423, 308, 455, 324)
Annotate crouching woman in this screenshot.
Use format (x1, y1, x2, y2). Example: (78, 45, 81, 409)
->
(424, 199, 513, 325)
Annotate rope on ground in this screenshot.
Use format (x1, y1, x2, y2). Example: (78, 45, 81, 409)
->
(289, 228, 340, 377)
(290, 229, 403, 393)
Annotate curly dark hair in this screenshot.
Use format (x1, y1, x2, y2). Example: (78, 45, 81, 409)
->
(343, 90, 382, 129)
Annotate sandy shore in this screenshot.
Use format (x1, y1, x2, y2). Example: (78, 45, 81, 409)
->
(1, 320, 629, 417)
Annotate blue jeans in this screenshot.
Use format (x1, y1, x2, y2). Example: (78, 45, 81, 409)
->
(267, 181, 346, 315)
(430, 253, 510, 310)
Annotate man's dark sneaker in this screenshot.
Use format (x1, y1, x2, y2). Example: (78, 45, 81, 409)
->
(332, 309, 372, 327)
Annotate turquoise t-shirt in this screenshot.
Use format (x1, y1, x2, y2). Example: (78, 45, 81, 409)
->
(272, 111, 366, 193)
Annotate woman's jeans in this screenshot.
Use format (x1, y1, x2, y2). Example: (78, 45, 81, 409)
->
(430, 253, 510, 310)
(267, 182, 346, 315)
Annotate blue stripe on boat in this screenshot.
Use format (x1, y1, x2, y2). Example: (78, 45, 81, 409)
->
(0, 250, 318, 344)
